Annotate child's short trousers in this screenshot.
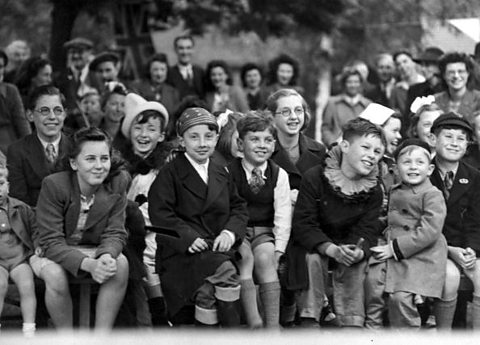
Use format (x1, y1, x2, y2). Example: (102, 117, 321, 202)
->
(245, 226, 274, 250)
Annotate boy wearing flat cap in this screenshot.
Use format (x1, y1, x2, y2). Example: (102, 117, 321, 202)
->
(89, 52, 124, 91)
(148, 107, 247, 327)
(429, 113, 480, 329)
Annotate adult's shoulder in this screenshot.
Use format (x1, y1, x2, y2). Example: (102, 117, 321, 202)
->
(42, 170, 72, 187)
(300, 134, 326, 155)
(7, 133, 36, 153)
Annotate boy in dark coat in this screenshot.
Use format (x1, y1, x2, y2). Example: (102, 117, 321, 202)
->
(148, 107, 247, 327)
(287, 118, 385, 327)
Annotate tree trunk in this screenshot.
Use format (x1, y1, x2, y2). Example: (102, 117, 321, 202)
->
(314, 33, 332, 143)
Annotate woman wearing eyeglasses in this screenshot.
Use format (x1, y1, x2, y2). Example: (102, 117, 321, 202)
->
(321, 68, 371, 147)
(7, 85, 73, 207)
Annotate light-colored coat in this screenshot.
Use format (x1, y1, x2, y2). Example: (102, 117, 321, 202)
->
(384, 179, 447, 298)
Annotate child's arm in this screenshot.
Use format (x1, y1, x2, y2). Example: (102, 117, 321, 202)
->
(148, 166, 205, 254)
(272, 168, 292, 264)
(390, 188, 446, 260)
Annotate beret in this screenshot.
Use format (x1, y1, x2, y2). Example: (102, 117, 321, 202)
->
(177, 107, 218, 136)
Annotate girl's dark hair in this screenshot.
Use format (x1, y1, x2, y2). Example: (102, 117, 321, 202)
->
(439, 52, 475, 77)
(205, 60, 232, 91)
(216, 112, 243, 163)
(145, 53, 169, 80)
(240, 63, 263, 88)
(265, 88, 311, 131)
(14, 56, 51, 91)
(100, 84, 128, 110)
(340, 67, 364, 86)
(267, 54, 299, 86)
(27, 85, 65, 111)
(69, 127, 113, 161)
(237, 110, 276, 140)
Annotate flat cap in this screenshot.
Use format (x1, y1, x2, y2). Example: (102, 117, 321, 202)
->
(63, 37, 93, 50)
(393, 138, 431, 161)
(89, 52, 120, 72)
(430, 112, 472, 135)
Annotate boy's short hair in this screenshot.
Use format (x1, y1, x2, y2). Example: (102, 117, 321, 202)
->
(394, 138, 432, 162)
(430, 112, 473, 140)
(80, 90, 100, 102)
(0, 155, 8, 178)
(342, 118, 386, 148)
(174, 35, 195, 48)
(237, 111, 276, 139)
(27, 85, 66, 111)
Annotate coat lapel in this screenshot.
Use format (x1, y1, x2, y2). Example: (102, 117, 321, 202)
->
(26, 134, 51, 180)
(83, 185, 116, 230)
(177, 154, 208, 200)
(64, 174, 81, 238)
(203, 162, 227, 211)
(447, 162, 471, 205)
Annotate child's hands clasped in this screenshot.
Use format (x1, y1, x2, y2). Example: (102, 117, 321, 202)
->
(326, 244, 364, 266)
(188, 238, 209, 253)
(370, 244, 394, 261)
(449, 247, 476, 270)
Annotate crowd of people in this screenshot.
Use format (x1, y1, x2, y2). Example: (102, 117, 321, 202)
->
(1, 33, 480, 335)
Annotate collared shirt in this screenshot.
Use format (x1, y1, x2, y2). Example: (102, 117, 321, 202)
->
(185, 153, 209, 184)
(178, 64, 193, 81)
(37, 134, 61, 157)
(438, 164, 459, 181)
(241, 159, 292, 253)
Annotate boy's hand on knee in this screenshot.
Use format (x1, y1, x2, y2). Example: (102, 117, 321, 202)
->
(464, 247, 476, 270)
(274, 251, 283, 270)
(326, 244, 352, 266)
(98, 254, 117, 274)
(449, 247, 473, 269)
(370, 244, 393, 261)
(188, 238, 209, 253)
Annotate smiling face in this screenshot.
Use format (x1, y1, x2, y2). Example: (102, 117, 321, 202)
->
(32, 64, 52, 87)
(28, 94, 66, 142)
(416, 110, 441, 148)
(244, 68, 262, 89)
(69, 47, 91, 70)
(273, 95, 305, 137)
(96, 61, 119, 84)
(376, 55, 395, 83)
(104, 93, 125, 123)
(444, 62, 469, 92)
(238, 129, 275, 167)
(344, 74, 362, 97)
(70, 140, 111, 195)
(210, 66, 228, 90)
(175, 38, 194, 66)
(150, 61, 168, 84)
(277, 63, 294, 86)
(130, 116, 165, 157)
(382, 117, 402, 155)
(340, 134, 384, 178)
(395, 53, 415, 79)
(433, 128, 469, 163)
(180, 124, 218, 164)
(396, 147, 433, 186)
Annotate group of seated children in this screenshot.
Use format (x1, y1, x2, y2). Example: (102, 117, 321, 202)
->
(2, 84, 480, 334)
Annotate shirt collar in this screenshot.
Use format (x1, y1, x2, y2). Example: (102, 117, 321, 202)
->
(37, 134, 61, 152)
(185, 152, 209, 172)
(241, 159, 267, 179)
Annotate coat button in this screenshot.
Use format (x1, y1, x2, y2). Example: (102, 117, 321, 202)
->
(403, 225, 409, 230)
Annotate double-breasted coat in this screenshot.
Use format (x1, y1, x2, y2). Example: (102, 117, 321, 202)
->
(384, 180, 447, 298)
(148, 153, 248, 316)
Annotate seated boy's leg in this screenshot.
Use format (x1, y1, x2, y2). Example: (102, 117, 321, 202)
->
(463, 258, 480, 329)
(95, 253, 129, 329)
(332, 260, 368, 327)
(364, 261, 387, 329)
(295, 252, 328, 322)
(434, 259, 460, 329)
(238, 240, 263, 328)
(388, 292, 421, 328)
(205, 261, 241, 328)
(253, 242, 280, 328)
(10, 263, 36, 324)
(0, 266, 8, 317)
(29, 255, 73, 328)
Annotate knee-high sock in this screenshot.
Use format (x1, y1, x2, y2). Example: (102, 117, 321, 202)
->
(240, 279, 263, 328)
(434, 298, 457, 329)
(259, 281, 281, 328)
(472, 295, 480, 329)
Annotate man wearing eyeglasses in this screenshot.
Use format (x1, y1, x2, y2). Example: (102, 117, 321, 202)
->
(7, 85, 72, 207)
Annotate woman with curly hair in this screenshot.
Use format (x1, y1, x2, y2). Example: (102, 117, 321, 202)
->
(265, 54, 304, 97)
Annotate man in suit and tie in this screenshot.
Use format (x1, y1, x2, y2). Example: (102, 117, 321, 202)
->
(166, 35, 205, 100)
(7, 85, 72, 207)
(429, 113, 480, 329)
(365, 53, 396, 107)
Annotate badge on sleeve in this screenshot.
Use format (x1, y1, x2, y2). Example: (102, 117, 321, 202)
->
(459, 179, 469, 184)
